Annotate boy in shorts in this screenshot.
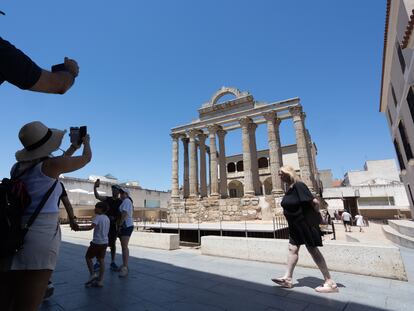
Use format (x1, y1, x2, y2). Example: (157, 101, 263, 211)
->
(78, 202, 110, 287)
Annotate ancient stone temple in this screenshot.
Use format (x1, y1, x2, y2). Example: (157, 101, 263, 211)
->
(168, 87, 321, 222)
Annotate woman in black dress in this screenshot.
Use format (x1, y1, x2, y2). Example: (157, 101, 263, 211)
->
(271, 166, 338, 293)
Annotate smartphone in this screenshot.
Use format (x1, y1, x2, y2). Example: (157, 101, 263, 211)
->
(69, 126, 87, 145)
(51, 63, 66, 72)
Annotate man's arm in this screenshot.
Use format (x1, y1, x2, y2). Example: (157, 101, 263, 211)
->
(93, 180, 107, 202)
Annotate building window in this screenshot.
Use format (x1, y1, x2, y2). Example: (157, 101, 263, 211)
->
(396, 40, 406, 73)
(408, 184, 414, 205)
(391, 84, 398, 107)
(398, 121, 414, 161)
(387, 108, 393, 126)
(407, 87, 414, 124)
(394, 139, 405, 170)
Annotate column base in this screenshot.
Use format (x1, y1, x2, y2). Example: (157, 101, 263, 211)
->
(272, 189, 284, 196)
(209, 193, 220, 198)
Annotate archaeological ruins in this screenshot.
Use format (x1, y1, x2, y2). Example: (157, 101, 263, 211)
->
(168, 87, 321, 222)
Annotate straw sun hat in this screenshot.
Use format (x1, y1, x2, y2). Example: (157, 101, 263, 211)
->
(15, 121, 66, 162)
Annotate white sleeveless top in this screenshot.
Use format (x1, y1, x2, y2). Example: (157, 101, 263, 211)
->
(20, 162, 62, 215)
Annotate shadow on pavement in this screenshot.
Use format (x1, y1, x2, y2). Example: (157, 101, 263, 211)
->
(40, 241, 388, 311)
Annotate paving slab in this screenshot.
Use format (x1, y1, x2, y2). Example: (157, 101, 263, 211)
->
(39, 233, 414, 311)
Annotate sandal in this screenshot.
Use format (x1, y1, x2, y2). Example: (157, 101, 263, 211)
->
(315, 282, 339, 293)
(271, 277, 293, 288)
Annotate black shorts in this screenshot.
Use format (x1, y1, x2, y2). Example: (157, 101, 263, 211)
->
(118, 226, 134, 237)
(343, 220, 351, 225)
(108, 224, 118, 245)
(86, 242, 107, 259)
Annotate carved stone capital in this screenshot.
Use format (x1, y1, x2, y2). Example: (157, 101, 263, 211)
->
(289, 106, 304, 120)
(188, 129, 201, 139)
(248, 122, 257, 132)
(263, 111, 276, 122)
(181, 137, 189, 144)
(170, 133, 182, 140)
(207, 124, 220, 135)
(274, 117, 282, 127)
(217, 128, 227, 138)
(239, 117, 252, 128)
(197, 133, 207, 144)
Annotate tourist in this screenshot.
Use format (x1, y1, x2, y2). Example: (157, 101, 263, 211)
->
(78, 202, 110, 288)
(117, 188, 134, 277)
(93, 179, 122, 271)
(355, 213, 364, 233)
(44, 181, 80, 299)
(0, 36, 79, 94)
(0, 121, 91, 310)
(271, 166, 338, 293)
(341, 210, 352, 232)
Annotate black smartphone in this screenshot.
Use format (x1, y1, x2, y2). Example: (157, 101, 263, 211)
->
(70, 126, 87, 145)
(51, 63, 66, 72)
(79, 126, 87, 143)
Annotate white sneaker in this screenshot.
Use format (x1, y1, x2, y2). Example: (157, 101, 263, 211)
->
(118, 266, 128, 278)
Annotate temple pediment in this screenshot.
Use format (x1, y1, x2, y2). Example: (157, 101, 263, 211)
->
(198, 87, 255, 121)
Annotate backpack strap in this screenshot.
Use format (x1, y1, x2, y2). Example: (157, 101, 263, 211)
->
(23, 179, 58, 231)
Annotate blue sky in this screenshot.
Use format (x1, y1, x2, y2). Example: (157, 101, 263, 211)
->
(0, 0, 392, 190)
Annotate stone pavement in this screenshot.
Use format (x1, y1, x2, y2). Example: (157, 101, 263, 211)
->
(40, 234, 414, 311)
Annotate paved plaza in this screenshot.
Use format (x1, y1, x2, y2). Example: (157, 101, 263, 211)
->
(39, 229, 414, 311)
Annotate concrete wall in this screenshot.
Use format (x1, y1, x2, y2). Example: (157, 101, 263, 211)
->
(345, 160, 400, 186)
(319, 169, 333, 188)
(201, 236, 407, 280)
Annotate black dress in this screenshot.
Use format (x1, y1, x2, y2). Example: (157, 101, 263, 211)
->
(280, 182, 322, 247)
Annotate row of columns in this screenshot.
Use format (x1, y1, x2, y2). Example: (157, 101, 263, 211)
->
(171, 106, 314, 199)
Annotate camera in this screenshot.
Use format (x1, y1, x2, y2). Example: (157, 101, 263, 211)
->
(51, 63, 66, 72)
(69, 126, 87, 146)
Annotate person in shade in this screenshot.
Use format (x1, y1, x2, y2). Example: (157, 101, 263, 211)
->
(271, 166, 338, 293)
(117, 188, 134, 278)
(93, 180, 122, 271)
(0, 121, 92, 310)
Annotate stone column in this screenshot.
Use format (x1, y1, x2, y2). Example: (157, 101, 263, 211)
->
(290, 106, 313, 189)
(217, 127, 228, 198)
(208, 125, 219, 197)
(239, 117, 255, 197)
(206, 146, 211, 192)
(171, 133, 180, 199)
(188, 129, 198, 198)
(198, 133, 208, 197)
(248, 122, 261, 195)
(181, 137, 189, 198)
(195, 142, 199, 193)
(264, 112, 284, 195)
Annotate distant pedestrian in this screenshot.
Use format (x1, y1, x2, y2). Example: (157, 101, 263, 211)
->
(355, 214, 364, 233)
(271, 166, 338, 293)
(333, 210, 339, 221)
(117, 188, 134, 278)
(341, 210, 352, 232)
(78, 202, 110, 288)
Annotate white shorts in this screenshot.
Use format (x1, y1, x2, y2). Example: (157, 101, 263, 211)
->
(10, 213, 61, 271)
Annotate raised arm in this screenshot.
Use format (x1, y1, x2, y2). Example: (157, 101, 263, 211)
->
(30, 58, 79, 94)
(42, 134, 92, 179)
(94, 179, 107, 202)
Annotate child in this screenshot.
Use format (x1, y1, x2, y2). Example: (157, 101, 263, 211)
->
(78, 202, 110, 287)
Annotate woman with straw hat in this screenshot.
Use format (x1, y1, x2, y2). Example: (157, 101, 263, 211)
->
(271, 165, 338, 293)
(0, 121, 92, 310)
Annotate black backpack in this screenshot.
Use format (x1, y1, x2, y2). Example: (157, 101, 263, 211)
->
(0, 163, 57, 258)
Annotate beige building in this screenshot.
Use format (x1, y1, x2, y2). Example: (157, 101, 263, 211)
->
(169, 87, 320, 222)
(323, 159, 411, 219)
(380, 0, 414, 217)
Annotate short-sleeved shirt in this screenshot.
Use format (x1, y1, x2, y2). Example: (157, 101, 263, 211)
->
(103, 196, 122, 224)
(92, 214, 110, 245)
(0, 37, 42, 89)
(119, 198, 134, 228)
(342, 212, 352, 221)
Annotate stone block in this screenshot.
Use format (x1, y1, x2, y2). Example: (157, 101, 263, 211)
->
(129, 232, 179, 250)
(201, 236, 407, 280)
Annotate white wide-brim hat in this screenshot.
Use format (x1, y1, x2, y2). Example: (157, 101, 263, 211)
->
(15, 121, 66, 162)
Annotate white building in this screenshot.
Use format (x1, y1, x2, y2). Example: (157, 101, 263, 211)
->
(380, 0, 414, 217)
(323, 159, 411, 219)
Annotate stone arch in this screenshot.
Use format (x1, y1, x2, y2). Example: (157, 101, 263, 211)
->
(258, 157, 269, 169)
(236, 160, 244, 172)
(209, 87, 248, 106)
(263, 177, 273, 195)
(227, 162, 236, 173)
(228, 180, 244, 198)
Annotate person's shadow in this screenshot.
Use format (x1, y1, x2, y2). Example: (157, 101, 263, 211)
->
(294, 276, 346, 289)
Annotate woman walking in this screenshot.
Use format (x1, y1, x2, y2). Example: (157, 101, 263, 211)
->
(0, 121, 92, 310)
(271, 166, 338, 293)
(117, 188, 134, 277)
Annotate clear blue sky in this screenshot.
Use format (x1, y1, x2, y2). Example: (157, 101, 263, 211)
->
(0, 0, 392, 190)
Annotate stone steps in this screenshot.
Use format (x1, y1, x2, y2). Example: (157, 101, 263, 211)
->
(383, 225, 414, 249)
(388, 219, 414, 238)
